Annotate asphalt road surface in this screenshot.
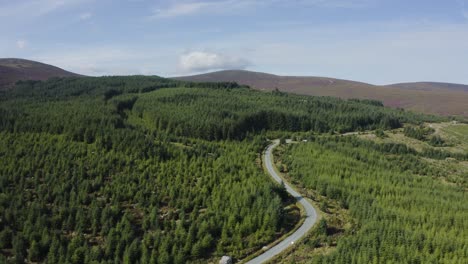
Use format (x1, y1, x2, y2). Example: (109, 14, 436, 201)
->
(246, 140, 318, 264)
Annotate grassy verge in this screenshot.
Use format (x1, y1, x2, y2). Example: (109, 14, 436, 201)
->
(358, 122, 468, 188)
(239, 142, 306, 263)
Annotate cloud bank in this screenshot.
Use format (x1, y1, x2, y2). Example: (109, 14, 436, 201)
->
(79, 12, 92, 21)
(151, 0, 255, 19)
(151, 0, 371, 19)
(0, 0, 89, 19)
(178, 51, 250, 73)
(16, 40, 27, 49)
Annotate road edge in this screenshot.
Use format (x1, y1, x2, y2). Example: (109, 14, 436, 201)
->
(243, 140, 319, 264)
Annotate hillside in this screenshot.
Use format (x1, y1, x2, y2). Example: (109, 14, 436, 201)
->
(0, 76, 442, 263)
(175, 70, 468, 117)
(388, 82, 468, 92)
(0, 58, 80, 90)
(274, 126, 468, 263)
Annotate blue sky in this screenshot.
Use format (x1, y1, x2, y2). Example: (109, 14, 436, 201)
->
(1, 0, 468, 84)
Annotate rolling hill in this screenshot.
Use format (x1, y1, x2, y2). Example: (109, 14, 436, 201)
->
(1, 59, 466, 117)
(1, 76, 439, 263)
(175, 70, 468, 117)
(387, 82, 468, 92)
(0, 58, 80, 90)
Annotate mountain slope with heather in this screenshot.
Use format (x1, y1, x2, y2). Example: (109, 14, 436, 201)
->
(0, 58, 80, 90)
(175, 70, 468, 117)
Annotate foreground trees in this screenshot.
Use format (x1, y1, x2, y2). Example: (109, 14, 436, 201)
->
(0, 131, 287, 263)
(0, 76, 444, 263)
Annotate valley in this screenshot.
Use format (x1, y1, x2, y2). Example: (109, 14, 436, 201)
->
(2, 1, 467, 263)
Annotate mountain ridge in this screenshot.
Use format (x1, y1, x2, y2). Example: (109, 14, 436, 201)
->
(174, 70, 468, 117)
(1, 59, 467, 117)
(0, 58, 81, 89)
(175, 69, 468, 91)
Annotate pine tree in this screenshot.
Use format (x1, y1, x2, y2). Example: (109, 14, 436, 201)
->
(28, 240, 41, 262)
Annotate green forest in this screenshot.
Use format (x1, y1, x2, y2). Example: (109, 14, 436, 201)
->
(279, 136, 468, 263)
(0, 76, 462, 263)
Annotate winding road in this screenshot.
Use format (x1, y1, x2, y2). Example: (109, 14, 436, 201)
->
(246, 140, 318, 264)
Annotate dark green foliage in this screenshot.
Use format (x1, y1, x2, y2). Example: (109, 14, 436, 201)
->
(348, 98, 384, 107)
(280, 137, 287, 145)
(317, 219, 328, 236)
(104, 88, 122, 101)
(0, 132, 284, 263)
(12, 235, 26, 264)
(403, 125, 434, 140)
(374, 129, 387, 138)
(0, 228, 12, 248)
(0, 131, 288, 263)
(421, 147, 468, 160)
(428, 135, 446, 147)
(28, 241, 41, 262)
(133, 87, 438, 140)
(1, 76, 440, 142)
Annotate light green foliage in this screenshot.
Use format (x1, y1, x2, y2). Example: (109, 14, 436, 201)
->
(282, 137, 468, 263)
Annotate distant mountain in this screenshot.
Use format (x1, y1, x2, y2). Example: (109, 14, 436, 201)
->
(175, 70, 374, 91)
(175, 70, 468, 117)
(387, 82, 468, 92)
(0, 58, 80, 90)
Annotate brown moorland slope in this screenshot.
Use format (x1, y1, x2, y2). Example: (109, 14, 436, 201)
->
(175, 70, 468, 117)
(387, 82, 468, 92)
(0, 58, 80, 90)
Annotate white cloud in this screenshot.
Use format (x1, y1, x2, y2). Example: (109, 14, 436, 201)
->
(247, 23, 468, 84)
(16, 40, 27, 49)
(79, 12, 92, 20)
(150, 0, 252, 19)
(34, 47, 136, 75)
(31, 45, 176, 76)
(178, 51, 250, 73)
(13, 13, 467, 84)
(0, 0, 89, 19)
(459, 0, 468, 19)
(152, 2, 211, 18)
(299, 0, 374, 9)
(151, 0, 372, 19)
(34, 47, 250, 77)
